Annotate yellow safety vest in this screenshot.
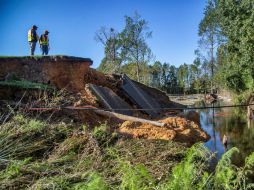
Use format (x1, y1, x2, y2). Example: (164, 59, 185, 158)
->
(39, 35, 49, 45)
(28, 29, 39, 42)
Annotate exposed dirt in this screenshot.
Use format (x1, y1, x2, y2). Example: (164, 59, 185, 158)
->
(83, 68, 118, 91)
(118, 116, 210, 146)
(0, 56, 209, 145)
(0, 56, 92, 92)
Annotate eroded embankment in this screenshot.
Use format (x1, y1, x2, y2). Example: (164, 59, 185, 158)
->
(0, 56, 213, 189)
(0, 56, 209, 145)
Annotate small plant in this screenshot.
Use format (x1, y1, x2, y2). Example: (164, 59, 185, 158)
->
(3, 157, 31, 179)
(92, 124, 118, 147)
(214, 148, 254, 190)
(72, 172, 109, 190)
(23, 119, 46, 133)
(161, 143, 213, 190)
(119, 161, 155, 190)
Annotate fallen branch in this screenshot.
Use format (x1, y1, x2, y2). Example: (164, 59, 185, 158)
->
(27, 105, 165, 127)
(93, 109, 165, 127)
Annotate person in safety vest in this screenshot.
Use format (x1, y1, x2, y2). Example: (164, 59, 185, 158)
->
(39, 30, 50, 55)
(28, 25, 39, 56)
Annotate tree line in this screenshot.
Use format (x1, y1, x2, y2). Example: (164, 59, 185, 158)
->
(198, 0, 254, 100)
(95, 12, 209, 94)
(96, 0, 254, 98)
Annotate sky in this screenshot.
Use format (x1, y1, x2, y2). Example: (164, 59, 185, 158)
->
(0, 0, 206, 68)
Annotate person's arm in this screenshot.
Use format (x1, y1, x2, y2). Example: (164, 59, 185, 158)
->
(39, 35, 42, 47)
(32, 30, 39, 42)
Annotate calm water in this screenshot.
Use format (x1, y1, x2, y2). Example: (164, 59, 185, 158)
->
(193, 101, 254, 164)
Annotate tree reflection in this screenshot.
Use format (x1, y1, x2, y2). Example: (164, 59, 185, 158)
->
(197, 100, 254, 165)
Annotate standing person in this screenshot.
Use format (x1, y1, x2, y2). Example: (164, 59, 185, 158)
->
(39, 30, 50, 55)
(28, 25, 39, 56)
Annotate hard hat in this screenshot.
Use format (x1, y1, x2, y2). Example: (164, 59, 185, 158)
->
(44, 30, 49, 34)
(32, 25, 38, 29)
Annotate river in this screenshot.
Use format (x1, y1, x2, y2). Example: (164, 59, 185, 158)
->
(193, 100, 254, 165)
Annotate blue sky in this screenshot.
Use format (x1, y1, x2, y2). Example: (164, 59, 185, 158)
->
(0, 0, 206, 68)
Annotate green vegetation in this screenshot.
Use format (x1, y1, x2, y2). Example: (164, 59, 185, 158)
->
(197, 0, 254, 102)
(96, 13, 208, 94)
(96, 1, 254, 100)
(0, 112, 253, 189)
(0, 55, 45, 59)
(0, 79, 53, 90)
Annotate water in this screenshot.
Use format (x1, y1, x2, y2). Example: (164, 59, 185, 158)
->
(194, 101, 254, 165)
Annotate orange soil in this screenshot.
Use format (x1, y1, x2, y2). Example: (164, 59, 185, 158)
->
(118, 116, 210, 145)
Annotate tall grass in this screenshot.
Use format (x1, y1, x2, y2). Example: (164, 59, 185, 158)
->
(0, 112, 254, 189)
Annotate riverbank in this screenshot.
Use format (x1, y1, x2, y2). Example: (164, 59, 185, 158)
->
(168, 93, 233, 106)
(168, 94, 204, 106)
(0, 56, 253, 189)
(0, 112, 253, 189)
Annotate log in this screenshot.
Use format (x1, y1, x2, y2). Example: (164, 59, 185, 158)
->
(93, 109, 165, 127)
(51, 106, 165, 127)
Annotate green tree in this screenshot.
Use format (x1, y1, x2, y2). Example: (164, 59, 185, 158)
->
(199, 0, 221, 90)
(216, 0, 254, 94)
(167, 65, 178, 94)
(120, 12, 152, 82)
(95, 27, 122, 74)
(160, 63, 170, 91)
(177, 63, 189, 94)
(149, 61, 162, 88)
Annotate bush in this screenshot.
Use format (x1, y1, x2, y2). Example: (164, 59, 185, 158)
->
(92, 124, 118, 147)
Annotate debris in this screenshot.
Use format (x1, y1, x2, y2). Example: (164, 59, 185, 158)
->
(88, 84, 133, 116)
(121, 74, 160, 118)
(205, 93, 218, 103)
(0, 56, 206, 144)
(94, 109, 165, 127)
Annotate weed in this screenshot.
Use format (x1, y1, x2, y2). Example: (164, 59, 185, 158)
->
(1, 111, 254, 189)
(160, 143, 213, 190)
(72, 172, 109, 190)
(92, 123, 118, 147)
(119, 161, 155, 190)
(0, 80, 53, 90)
(214, 148, 254, 190)
(3, 157, 31, 179)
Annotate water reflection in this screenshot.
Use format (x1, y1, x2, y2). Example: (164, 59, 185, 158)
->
(193, 101, 254, 164)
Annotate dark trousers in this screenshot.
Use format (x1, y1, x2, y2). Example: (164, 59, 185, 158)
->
(29, 42, 36, 55)
(41, 45, 49, 55)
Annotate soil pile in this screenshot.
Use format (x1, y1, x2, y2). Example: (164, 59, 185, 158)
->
(119, 121, 177, 140)
(119, 116, 210, 146)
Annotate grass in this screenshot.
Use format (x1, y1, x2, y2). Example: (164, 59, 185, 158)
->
(0, 113, 253, 189)
(0, 55, 92, 61)
(0, 55, 45, 59)
(0, 55, 67, 59)
(0, 110, 187, 189)
(0, 80, 54, 90)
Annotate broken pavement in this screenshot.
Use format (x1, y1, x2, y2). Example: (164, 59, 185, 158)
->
(0, 56, 210, 144)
